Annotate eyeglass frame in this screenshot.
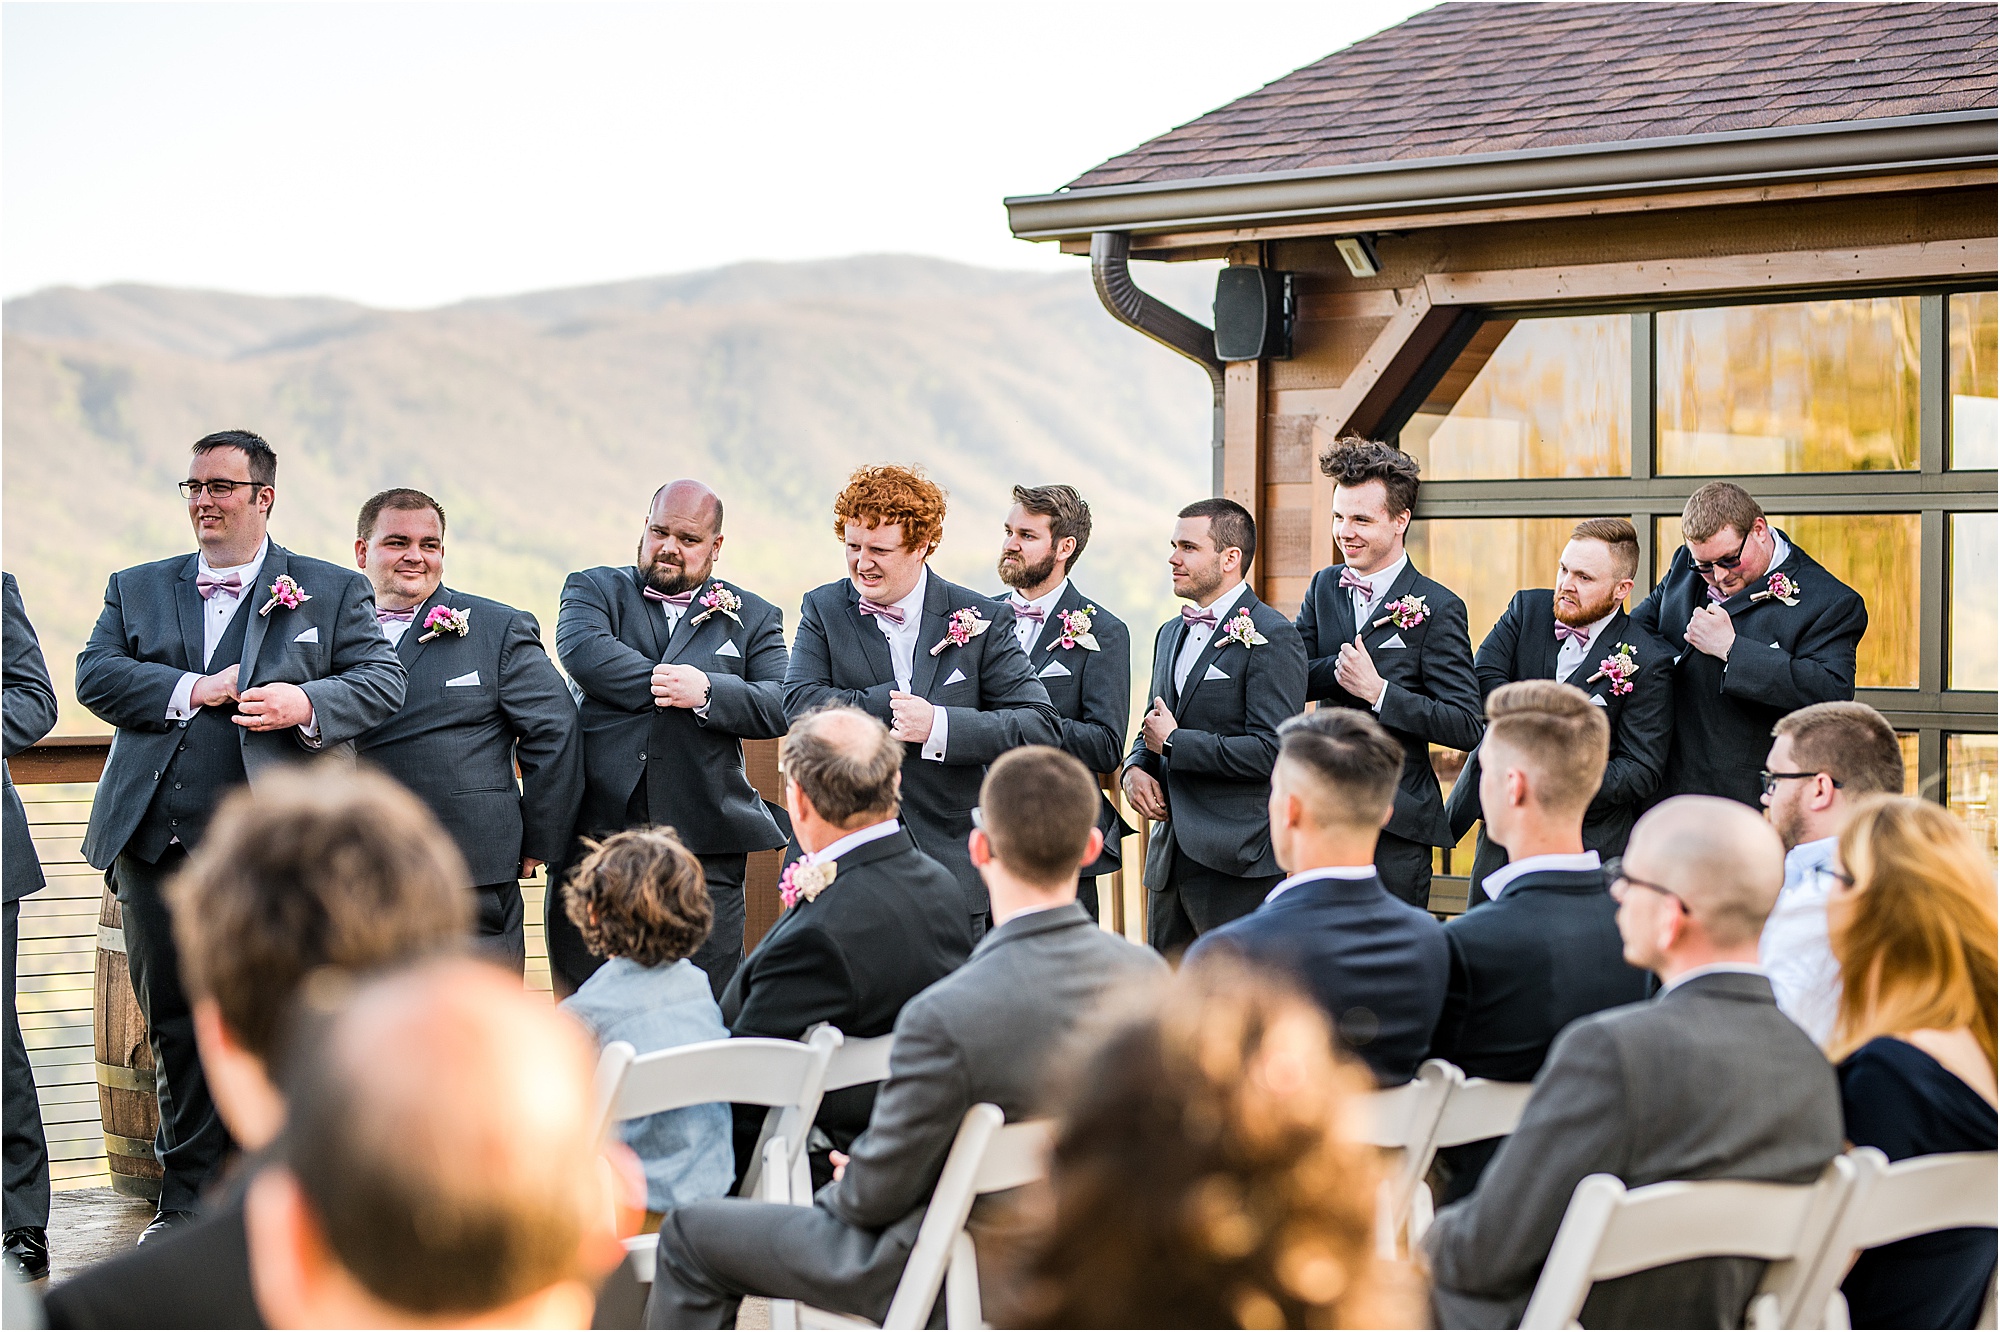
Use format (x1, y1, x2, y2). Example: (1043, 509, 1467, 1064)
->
(178, 479, 268, 500)
(1604, 856, 1686, 911)
(1760, 769, 1843, 796)
(1687, 527, 1754, 575)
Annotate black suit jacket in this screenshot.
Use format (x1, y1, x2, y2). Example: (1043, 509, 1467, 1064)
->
(720, 827, 973, 1146)
(76, 542, 407, 870)
(1445, 593, 1675, 885)
(783, 572, 1058, 914)
(557, 568, 789, 854)
(1630, 533, 1867, 808)
(1295, 560, 1483, 847)
(3, 573, 59, 903)
(1129, 588, 1306, 882)
(1003, 581, 1133, 876)
(356, 585, 582, 886)
(44, 1178, 261, 1329)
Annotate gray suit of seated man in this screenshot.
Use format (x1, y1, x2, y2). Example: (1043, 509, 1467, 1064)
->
(1424, 796, 1844, 1330)
(645, 742, 1165, 1329)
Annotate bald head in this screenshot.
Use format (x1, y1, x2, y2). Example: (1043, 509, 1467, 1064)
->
(650, 479, 723, 534)
(780, 704, 903, 831)
(639, 479, 725, 595)
(1626, 796, 1784, 950)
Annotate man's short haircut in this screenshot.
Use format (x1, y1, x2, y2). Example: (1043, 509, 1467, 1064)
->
(1177, 496, 1258, 568)
(167, 768, 472, 1062)
(1319, 437, 1421, 518)
(978, 746, 1100, 888)
(1484, 680, 1610, 817)
(832, 464, 947, 552)
(193, 430, 278, 488)
(1011, 483, 1093, 569)
(357, 487, 448, 542)
(780, 705, 903, 826)
(1569, 517, 1640, 583)
(564, 827, 713, 967)
(1773, 702, 1906, 797)
(1681, 481, 1766, 544)
(1275, 708, 1403, 828)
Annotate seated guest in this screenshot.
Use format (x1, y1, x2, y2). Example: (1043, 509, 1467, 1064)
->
(44, 769, 472, 1330)
(1425, 796, 1843, 1329)
(644, 745, 1164, 1328)
(1426, 681, 1651, 1201)
(720, 705, 973, 1167)
(243, 958, 625, 1329)
(1758, 701, 1906, 1043)
(1824, 795, 1997, 1331)
(559, 827, 733, 1221)
(1185, 707, 1447, 1085)
(1000, 959, 1408, 1329)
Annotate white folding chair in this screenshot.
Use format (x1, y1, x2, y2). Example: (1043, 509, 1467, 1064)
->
(1359, 1058, 1459, 1255)
(1519, 1156, 1858, 1330)
(1792, 1147, 1999, 1330)
(822, 1031, 895, 1092)
(1406, 1075, 1538, 1243)
(797, 1103, 1054, 1330)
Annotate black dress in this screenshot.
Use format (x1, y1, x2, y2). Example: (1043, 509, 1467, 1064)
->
(1838, 1036, 1999, 1330)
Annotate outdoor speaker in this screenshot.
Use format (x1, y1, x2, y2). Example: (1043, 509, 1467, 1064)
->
(1213, 267, 1295, 362)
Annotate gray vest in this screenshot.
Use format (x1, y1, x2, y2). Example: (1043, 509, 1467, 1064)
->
(127, 599, 252, 863)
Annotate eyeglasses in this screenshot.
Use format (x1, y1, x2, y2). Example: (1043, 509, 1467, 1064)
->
(1604, 857, 1685, 911)
(1817, 866, 1856, 889)
(179, 479, 261, 500)
(1687, 530, 1752, 575)
(1760, 770, 1841, 796)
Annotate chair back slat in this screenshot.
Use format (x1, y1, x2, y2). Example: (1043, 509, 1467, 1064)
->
(613, 1037, 828, 1119)
(1360, 1059, 1456, 1150)
(824, 1033, 895, 1092)
(1433, 1077, 1535, 1150)
(970, 1120, 1052, 1195)
(1848, 1150, 1999, 1246)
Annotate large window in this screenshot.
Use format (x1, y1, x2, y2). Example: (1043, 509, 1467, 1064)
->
(1952, 291, 1998, 470)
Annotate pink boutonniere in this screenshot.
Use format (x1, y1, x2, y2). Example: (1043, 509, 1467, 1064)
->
(928, 607, 992, 656)
(257, 574, 311, 617)
(418, 605, 471, 642)
(1372, 595, 1430, 631)
(690, 584, 742, 626)
(778, 859, 837, 910)
(1750, 572, 1801, 606)
(1587, 642, 1640, 696)
(1222, 608, 1268, 650)
(1056, 605, 1100, 651)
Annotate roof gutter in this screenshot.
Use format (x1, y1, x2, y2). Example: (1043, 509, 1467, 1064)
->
(1009, 110, 1997, 242)
(1090, 231, 1226, 493)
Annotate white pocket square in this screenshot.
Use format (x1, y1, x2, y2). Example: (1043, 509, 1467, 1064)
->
(1590, 694, 1608, 707)
(445, 671, 480, 687)
(943, 667, 967, 686)
(292, 626, 319, 644)
(713, 640, 741, 658)
(1203, 664, 1230, 682)
(1037, 660, 1072, 679)
(1378, 633, 1406, 649)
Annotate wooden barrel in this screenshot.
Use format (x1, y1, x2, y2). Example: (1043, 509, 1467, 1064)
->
(93, 888, 162, 1200)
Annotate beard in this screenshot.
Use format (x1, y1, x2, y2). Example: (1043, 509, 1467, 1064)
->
(997, 549, 1058, 592)
(1553, 587, 1621, 628)
(637, 543, 703, 596)
(1177, 560, 1224, 605)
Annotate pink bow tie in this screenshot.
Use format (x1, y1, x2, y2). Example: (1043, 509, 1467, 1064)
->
(1554, 622, 1591, 645)
(1705, 585, 1727, 604)
(1338, 567, 1374, 595)
(858, 599, 906, 626)
(376, 607, 417, 625)
(1011, 600, 1046, 624)
(196, 572, 242, 600)
(643, 587, 696, 608)
(1181, 605, 1219, 628)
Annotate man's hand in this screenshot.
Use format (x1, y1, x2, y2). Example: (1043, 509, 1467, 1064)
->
(830, 1150, 850, 1183)
(190, 664, 241, 709)
(1122, 766, 1169, 822)
(1335, 633, 1387, 705)
(233, 682, 314, 732)
(1141, 696, 1178, 754)
(888, 690, 936, 744)
(650, 663, 712, 710)
(1684, 604, 1737, 661)
(520, 857, 544, 880)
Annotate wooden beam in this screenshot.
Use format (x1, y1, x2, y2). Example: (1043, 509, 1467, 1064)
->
(11, 737, 110, 785)
(1224, 358, 1266, 579)
(1305, 280, 1467, 441)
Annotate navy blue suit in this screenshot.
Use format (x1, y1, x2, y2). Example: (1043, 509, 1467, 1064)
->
(1186, 871, 1447, 1086)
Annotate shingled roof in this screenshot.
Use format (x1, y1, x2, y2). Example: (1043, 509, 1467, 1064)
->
(1069, 2, 1997, 189)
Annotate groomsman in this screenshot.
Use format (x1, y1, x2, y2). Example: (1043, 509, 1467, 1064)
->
(74, 431, 405, 1239)
(352, 489, 583, 973)
(1445, 518, 1674, 903)
(1631, 482, 1867, 809)
(555, 480, 790, 997)
(995, 484, 1132, 920)
(4, 574, 57, 1281)
(1295, 439, 1482, 909)
(785, 464, 1058, 931)
(1123, 498, 1306, 952)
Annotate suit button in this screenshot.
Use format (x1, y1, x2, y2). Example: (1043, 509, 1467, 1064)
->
(151, 770, 160, 781)
(177, 720, 188, 729)
(173, 783, 182, 791)
(637, 753, 646, 762)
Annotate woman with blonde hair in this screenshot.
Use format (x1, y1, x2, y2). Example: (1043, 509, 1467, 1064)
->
(1825, 794, 1997, 1329)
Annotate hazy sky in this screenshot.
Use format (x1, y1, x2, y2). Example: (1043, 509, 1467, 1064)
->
(4, 1, 1431, 308)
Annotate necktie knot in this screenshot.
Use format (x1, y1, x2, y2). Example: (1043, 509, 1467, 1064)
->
(858, 600, 906, 626)
(1180, 605, 1219, 629)
(196, 571, 242, 601)
(1011, 600, 1046, 624)
(376, 607, 417, 625)
(643, 587, 697, 608)
(1337, 566, 1374, 595)
(1553, 622, 1591, 645)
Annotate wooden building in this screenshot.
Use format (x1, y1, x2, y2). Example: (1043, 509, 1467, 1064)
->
(1007, 1, 1999, 868)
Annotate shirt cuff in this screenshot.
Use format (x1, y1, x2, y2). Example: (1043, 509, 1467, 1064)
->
(922, 705, 949, 762)
(297, 706, 323, 748)
(1370, 681, 1389, 714)
(167, 672, 199, 721)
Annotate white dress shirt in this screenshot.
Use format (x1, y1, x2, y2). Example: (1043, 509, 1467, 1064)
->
(1661, 960, 1768, 994)
(1556, 609, 1617, 684)
(1008, 578, 1068, 653)
(1173, 579, 1252, 696)
(1346, 552, 1409, 628)
(1263, 863, 1379, 905)
(380, 615, 413, 647)
(866, 569, 949, 762)
(1759, 836, 1841, 1043)
(166, 539, 269, 719)
(1480, 849, 1602, 900)
(1768, 528, 1792, 575)
(805, 817, 902, 867)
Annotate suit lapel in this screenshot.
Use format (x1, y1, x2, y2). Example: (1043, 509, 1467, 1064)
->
(660, 578, 710, 664)
(1530, 597, 1563, 681)
(175, 556, 206, 671)
(1177, 588, 1251, 712)
(840, 583, 899, 688)
(625, 568, 667, 662)
(1029, 582, 1082, 662)
(239, 542, 285, 683)
(910, 572, 950, 700)
(1151, 619, 1181, 709)
(1325, 569, 1358, 644)
(396, 586, 448, 671)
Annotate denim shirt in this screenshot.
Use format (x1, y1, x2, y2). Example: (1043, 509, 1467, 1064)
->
(560, 957, 733, 1212)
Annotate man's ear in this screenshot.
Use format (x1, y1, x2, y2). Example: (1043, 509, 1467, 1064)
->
(1079, 827, 1105, 867)
(244, 1167, 319, 1330)
(1505, 767, 1530, 810)
(968, 828, 993, 869)
(1378, 799, 1396, 832)
(353, 538, 368, 572)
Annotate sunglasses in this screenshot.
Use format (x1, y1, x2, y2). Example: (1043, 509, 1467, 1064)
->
(1687, 529, 1752, 575)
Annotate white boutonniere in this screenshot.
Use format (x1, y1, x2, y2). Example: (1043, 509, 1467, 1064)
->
(928, 607, 992, 656)
(418, 605, 472, 642)
(1056, 605, 1100, 651)
(779, 859, 837, 910)
(690, 584, 743, 625)
(258, 575, 311, 617)
(1222, 608, 1268, 649)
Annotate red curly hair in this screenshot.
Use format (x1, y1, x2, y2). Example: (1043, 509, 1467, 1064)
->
(832, 465, 948, 553)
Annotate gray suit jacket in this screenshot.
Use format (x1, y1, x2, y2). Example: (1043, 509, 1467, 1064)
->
(356, 585, 582, 886)
(1425, 971, 1843, 1329)
(3, 574, 59, 902)
(76, 541, 407, 870)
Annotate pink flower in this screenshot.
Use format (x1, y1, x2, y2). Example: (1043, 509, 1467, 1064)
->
(1056, 605, 1100, 651)
(1372, 595, 1430, 631)
(928, 607, 992, 656)
(693, 585, 743, 624)
(1752, 572, 1801, 606)
(257, 575, 311, 617)
(778, 859, 836, 909)
(418, 605, 471, 642)
(1589, 642, 1640, 696)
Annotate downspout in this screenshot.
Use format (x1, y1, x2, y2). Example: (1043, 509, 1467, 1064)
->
(1090, 231, 1227, 495)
